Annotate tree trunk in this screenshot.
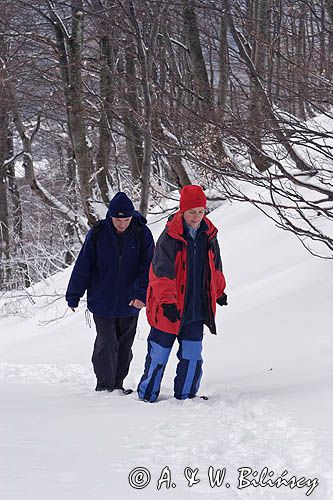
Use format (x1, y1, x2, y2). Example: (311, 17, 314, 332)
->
(249, 0, 271, 172)
(0, 82, 10, 288)
(182, 0, 212, 110)
(0, 36, 10, 288)
(324, 0, 333, 24)
(123, 38, 144, 181)
(218, 4, 229, 112)
(296, 7, 307, 120)
(48, 0, 97, 226)
(6, 133, 23, 247)
(64, 152, 77, 266)
(127, 0, 159, 216)
(96, 34, 113, 205)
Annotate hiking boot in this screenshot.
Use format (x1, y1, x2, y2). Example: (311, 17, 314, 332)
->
(115, 386, 133, 395)
(95, 384, 113, 392)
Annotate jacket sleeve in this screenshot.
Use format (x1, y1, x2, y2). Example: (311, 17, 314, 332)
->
(149, 231, 178, 304)
(65, 230, 95, 308)
(211, 236, 227, 300)
(131, 226, 155, 304)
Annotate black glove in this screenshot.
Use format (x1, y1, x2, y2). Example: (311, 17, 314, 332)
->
(161, 303, 180, 323)
(217, 293, 228, 306)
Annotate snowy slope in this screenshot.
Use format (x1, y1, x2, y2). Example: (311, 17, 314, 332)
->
(1, 200, 333, 500)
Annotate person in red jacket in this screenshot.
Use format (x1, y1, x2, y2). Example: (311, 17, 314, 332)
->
(137, 185, 227, 402)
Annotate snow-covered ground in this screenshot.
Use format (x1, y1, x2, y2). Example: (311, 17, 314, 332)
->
(1, 200, 333, 500)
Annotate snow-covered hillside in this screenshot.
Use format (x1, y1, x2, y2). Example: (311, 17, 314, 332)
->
(1, 200, 332, 500)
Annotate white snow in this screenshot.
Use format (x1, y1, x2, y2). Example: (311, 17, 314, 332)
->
(1, 200, 332, 500)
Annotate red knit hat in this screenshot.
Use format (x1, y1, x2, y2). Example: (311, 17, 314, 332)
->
(179, 185, 207, 213)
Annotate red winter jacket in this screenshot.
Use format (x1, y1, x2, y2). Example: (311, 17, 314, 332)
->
(146, 211, 226, 335)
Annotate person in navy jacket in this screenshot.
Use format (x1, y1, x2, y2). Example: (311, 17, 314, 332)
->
(66, 192, 154, 393)
(137, 185, 227, 402)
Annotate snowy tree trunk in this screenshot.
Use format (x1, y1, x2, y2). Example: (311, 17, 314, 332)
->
(96, 35, 113, 206)
(324, 0, 333, 24)
(218, 5, 229, 112)
(127, 0, 159, 217)
(249, 0, 271, 172)
(0, 79, 10, 287)
(64, 154, 77, 267)
(123, 38, 143, 182)
(6, 126, 30, 288)
(49, 0, 97, 226)
(182, 0, 212, 110)
(0, 37, 10, 281)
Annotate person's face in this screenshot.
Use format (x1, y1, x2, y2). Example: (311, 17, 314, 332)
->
(182, 207, 205, 229)
(112, 217, 132, 233)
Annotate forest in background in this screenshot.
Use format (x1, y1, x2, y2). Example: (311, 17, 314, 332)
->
(1, 0, 333, 291)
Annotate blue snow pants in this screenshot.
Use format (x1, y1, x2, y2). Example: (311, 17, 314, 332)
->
(137, 321, 204, 402)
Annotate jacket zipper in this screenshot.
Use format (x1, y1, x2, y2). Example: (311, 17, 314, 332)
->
(178, 242, 188, 333)
(114, 231, 128, 303)
(192, 239, 197, 319)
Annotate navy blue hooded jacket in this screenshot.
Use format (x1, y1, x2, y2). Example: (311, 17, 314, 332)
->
(66, 210, 154, 318)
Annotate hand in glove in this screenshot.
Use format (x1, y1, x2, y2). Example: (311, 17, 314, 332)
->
(217, 293, 228, 306)
(161, 303, 180, 323)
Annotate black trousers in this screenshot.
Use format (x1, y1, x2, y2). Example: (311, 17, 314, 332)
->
(92, 315, 139, 389)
